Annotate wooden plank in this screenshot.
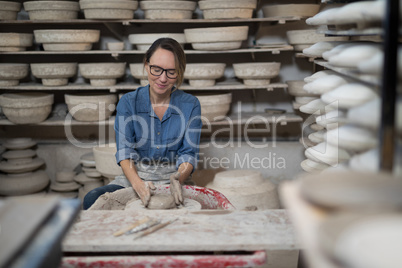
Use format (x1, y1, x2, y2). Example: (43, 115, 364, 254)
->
(62, 209, 299, 252)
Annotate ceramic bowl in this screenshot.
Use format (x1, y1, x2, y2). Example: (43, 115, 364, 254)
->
(0, 1, 21, 20)
(0, 63, 29, 86)
(34, 29, 100, 51)
(128, 33, 186, 51)
(64, 93, 117, 122)
(199, 0, 256, 19)
(92, 143, 123, 179)
(233, 62, 281, 86)
(129, 63, 148, 86)
(0, 93, 54, 124)
(140, 1, 196, 20)
(0, 33, 33, 52)
(262, 4, 320, 18)
(0, 170, 49, 196)
(31, 62, 77, 86)
(184, 26, 249, 51)
(3, 138, 37, 150)
(286, 29, 349, 51)
(194, 93, 231, 122)
(79, 62, 126, 86)
(23, 1, 80, 20)
(106, 42, 124, 51)
(80, 0, 138, 19)
(184, 63, 226, 87)
(0, 157, 45, 173)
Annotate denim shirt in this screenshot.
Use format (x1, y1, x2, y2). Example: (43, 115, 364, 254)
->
(114, 85, 202, 172)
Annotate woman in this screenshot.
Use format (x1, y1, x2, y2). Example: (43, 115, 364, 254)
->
(83, 38, 202, 209)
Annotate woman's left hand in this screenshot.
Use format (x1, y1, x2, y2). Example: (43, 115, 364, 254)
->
(170, 172, 183, 205)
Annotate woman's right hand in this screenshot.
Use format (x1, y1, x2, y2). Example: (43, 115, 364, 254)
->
(133, 180, 156, 207)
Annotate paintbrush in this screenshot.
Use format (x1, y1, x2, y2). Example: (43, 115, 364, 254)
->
(132, 219, 177, 240)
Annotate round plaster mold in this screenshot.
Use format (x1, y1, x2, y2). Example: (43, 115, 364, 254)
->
(0, 63, 29, 86)
(0, 93, 54, 124)
(31, 62, 77, 86)
(23, 1, 80, 20)
(195, 93, 232, 122)
(3, 138, 37, 150)
(93, 143, 123, 179)
(199, 0, 256, 19)
(107, 42, 124, 51)
(184, 26, 248, 51)
(0, 1, 21, 20)
(65, 93, 117, 122)
(128, 33, 186, 51)
(80, 0, 138, 19)
(34, 29, 100, 51)
(262, 4, 320, 18)
(0, 157, 45, 174)
(233, 62, 281, 86)
(50, 180, 81, 192)
(0, 33, 33, 52)
(184, 63, 226, 87)
(79, 62, 126, 86)
(0, 170, 49, 196)
(140, 1, 196, 20)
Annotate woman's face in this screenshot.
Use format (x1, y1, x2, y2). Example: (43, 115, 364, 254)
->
(146, 48, 177, 97)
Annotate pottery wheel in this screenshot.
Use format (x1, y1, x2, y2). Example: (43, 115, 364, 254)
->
(125, 195, 202, 211)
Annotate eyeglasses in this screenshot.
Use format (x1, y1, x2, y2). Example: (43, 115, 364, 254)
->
(149, 64, 178, 79)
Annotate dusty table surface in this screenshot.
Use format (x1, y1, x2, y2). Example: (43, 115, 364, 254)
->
(62, 209, 299, 253)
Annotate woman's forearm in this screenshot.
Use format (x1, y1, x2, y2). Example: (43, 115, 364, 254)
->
(120, 159, 143, 187)
(177, 162, 193, 184)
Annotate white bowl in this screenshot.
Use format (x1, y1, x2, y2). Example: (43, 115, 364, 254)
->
(65, 93, 117, 122)
(0, 93, 54, 124)
(106, 42, 124, 51)
(31, 62, 77, 86)
(128, 33, 186, 51)
(129, 63, 148, 86)
(184, 63, 226, 87)
(303, 74, 351, 95)
(286, 29, 349, 51)
(34, 29, 100, 51)
(93, 143, 123, 179)
(305, 142, 351, 166)
(195, 93, 232, 122)
(23, 1, 80, 20)
(184, 26, 248, 51)
(0, 63, 29, 86)
(328, 44, 382, 68)
(79, 62, 126, 86)
(233, 62, 281, 86)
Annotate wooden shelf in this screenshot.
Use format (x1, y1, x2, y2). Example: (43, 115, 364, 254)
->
(314, 59, 381, 87)
(0, 82, 288, 92)
(279, 180, 343, 268)
(0, 46, 294, 56)
(0, 111, 302, 127)
(325, 27, 383, 37)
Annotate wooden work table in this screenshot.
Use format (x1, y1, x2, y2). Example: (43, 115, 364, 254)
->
(62, 209, 299, 253)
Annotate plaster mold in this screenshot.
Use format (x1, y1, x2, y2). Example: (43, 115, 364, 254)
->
(206, 169, 279, 210)
(0, 33, 33, 52)
(0, 63, 29, 86)
(34, 29, 100, 51)
(0, 170, 49, 196)
(0, 157, 45, 173)
(262, 4, 320, 18)
(80, 0, 138, 19)
(0, 1, 21, 20)
(56, 170, 76, 183)
(50, 180, 81, 192)
(199, 0, 256, 19)
(23, 1, 80, 20)
(64, 93, 117, 122)
(0, 93, 54, 124)
(107, 42, 124, 51)
(184, 26, 248, 51)
(140, 1, 196, 20)
(2, 149, 36, 161)
(184, 63, 226, 87)
(93, 143, 123, 179)
(3, 138, 37, 150)
(128, 33, 186, 51)
(233, 62, 280, 86)
(79, 62, 126, 86)
(286, 29, 349, 51)
(31, 63, 77, 86)
(129, 63, 148, 86)
(195, 93, 231, 122)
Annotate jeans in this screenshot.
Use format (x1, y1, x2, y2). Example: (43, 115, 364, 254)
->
(83, 184, 125, 210)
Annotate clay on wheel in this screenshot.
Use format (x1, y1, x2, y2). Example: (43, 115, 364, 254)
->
(147, 194, 176, 210)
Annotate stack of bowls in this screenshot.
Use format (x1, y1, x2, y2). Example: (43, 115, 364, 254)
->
(184, 26, 249, 51)
(64, 93, 117, 122)
(140, 1, 197, 20)
(34, 29, 100, 51)
(0, 138, 49, 196)
(31, 62, 77, 86)
(0, 63, 29, 86)
(0, 93, 54, 124)
(199, 0, 257, 19)
(23, 1, 80, 20)
(0, 1, 21, 20)
(0, 33, 33, 52)
(79, 0, 139, 19)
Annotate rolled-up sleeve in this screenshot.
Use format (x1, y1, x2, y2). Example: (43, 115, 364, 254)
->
(176, 98, 202, 172)
(114, 96, 141, 165)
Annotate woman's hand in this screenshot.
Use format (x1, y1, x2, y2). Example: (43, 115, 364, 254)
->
(170, 172, 183, 205)
(133, 180, 156, 207)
